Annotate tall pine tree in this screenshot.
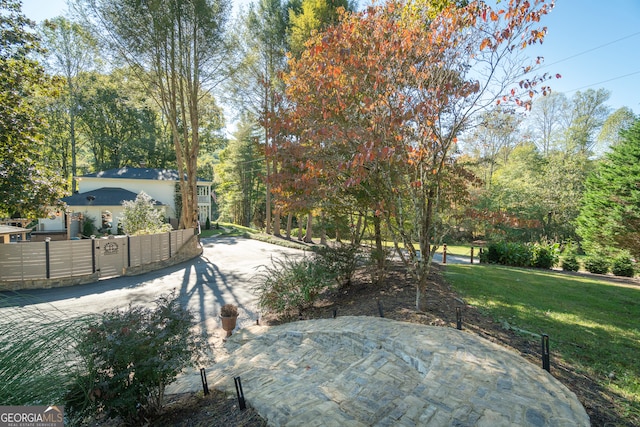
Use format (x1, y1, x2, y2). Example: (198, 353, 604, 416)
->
(576, 118, 640, 258)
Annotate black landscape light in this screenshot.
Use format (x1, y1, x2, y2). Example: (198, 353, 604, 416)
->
(200, 368, 209, 395)
(234, 376, 246, 410)
(541, 334, 550, 372)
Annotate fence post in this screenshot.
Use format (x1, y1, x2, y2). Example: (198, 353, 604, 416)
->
(470, 246, 474, 264)
(442, 243, 447, 264)
(127, 235, 131, 268)
(91, 235, 96, 274)
(45, 238, 51, 279)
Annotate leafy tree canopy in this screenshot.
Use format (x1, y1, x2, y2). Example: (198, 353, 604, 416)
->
(0, 0, 64, 217)
(576, 119, 640, 259)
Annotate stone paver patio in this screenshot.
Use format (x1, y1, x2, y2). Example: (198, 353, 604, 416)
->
(168, 316, 589, 426)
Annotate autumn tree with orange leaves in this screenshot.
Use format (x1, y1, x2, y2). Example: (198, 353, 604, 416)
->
(275, 0, 556, 309)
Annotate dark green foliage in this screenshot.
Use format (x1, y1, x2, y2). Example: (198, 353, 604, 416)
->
(480, 241, 557, 269)
(561, 254, 580, 272)
(256, 254, 337, 315)
(0, 0, 63, 216)
(577, 118, 640, 259)
(205, 216, 211, 230)
(313, 243, 363, 286)
(81, 215, 96, 237)
(480, 243, 499, 264)
(611, 254, 635, 277)
(67, 291, 200, 423)
(532, 243, 559, 269)
(76, 74, 163, 171)
(584, 256, 610, 275)
(481, 242, 532, 267)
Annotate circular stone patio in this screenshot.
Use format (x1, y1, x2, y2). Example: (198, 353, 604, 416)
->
(182, 317, 590, 426)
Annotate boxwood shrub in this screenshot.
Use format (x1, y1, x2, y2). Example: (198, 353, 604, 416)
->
(584, 256, 610, 274)
(561, 254, 580, 272)
(611, 254, 635, 277)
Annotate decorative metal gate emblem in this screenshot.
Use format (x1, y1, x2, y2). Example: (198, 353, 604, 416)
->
(104, 241, 119, 255)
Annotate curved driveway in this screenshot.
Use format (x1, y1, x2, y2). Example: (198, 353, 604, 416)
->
(1, 236, 306, 333)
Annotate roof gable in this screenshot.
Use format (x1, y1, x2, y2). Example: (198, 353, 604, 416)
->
(61, 187, 166, 207)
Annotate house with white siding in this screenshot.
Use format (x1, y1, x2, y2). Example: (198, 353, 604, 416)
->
(37, 167, 213, 237)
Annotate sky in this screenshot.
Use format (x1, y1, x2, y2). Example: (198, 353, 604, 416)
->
(19, 0, 640, 116)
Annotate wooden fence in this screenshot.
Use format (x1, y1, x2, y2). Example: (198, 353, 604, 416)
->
(0, 228, 195, 283)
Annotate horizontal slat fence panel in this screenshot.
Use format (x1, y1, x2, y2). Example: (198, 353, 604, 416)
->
(0, 228, 195, 283)
(129, 236, 142, 268)
(49, 240, 95, 278)
(0, 243, 47, 280)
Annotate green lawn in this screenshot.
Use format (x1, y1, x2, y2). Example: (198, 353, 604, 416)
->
(444, 264, 640, 422)
(199, 222, 258, 238)
(442, 244, 477, 257)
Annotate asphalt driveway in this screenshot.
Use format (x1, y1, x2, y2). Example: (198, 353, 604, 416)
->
(0, 236, 307, 332)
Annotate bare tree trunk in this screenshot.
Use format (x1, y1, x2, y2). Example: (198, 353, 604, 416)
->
(264, 126, 272, 234)
(303, 212, 314, 243)
(320, 211, 327, 245)
(286, 212, 293, 239)
(273, 208, 281, 237)
(298, 215, 303, 241)
(70, 109, 78, 193)
(373, 214, 385, 286)
(352, 213, 363, 245)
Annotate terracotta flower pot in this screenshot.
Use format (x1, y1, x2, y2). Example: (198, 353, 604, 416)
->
(221, 315, 238, 337)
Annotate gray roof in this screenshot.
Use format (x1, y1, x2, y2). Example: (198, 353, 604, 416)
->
(79, 167, 209, 182)
(61, 187, 165, 207)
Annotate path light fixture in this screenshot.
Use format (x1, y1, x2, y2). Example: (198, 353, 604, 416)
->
(234, 376, 246, 410)
(200, 368, 209, 395)
(542, 334, 550, 372)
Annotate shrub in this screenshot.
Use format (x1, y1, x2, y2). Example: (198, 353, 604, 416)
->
(82, 215, 96, 237)
(584, 256, 610, 275)
(561, 254, 580, 272)
(611, 254, 635, 277)
(482, 243, 501, 264)
(481, 242, 532, 267)
(480, 241, 558, 269)
(66, 291, 201, 423)
(256, 255, 336, 316)
(0, 295, 88, 407)
(313, 243, 363, 286)
(532, 242, 559, 269)
(119, 191, 172, 235)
